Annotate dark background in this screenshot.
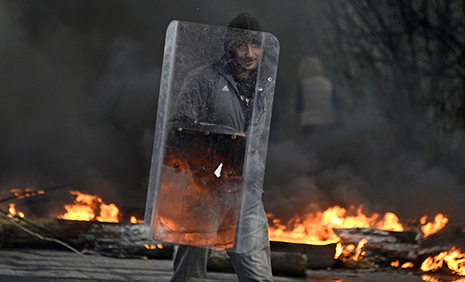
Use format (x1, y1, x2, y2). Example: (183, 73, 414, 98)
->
(1, 0, 464, 227)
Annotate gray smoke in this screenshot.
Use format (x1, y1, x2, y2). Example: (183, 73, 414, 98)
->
(264, 101, 465, 227)
(1, 0, 464, 228)
(0, 0, 160, 216)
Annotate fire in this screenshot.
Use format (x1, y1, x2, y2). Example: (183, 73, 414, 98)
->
(145, 243, 164, 250)
(335, 241, 367, 261)
(421, 214, 449, 238)
(402, 262, 415, 268)
(8, 203, 25, 218)
(96, 203, 119, 222)
(421, 247, 465, 276)
(352, 238, 367, 261)
(421, 275, 441, 282)
(391, 260, 414, 268)
(420, 275, 465, 282)
(152, 153, 243, 250)
(268, 205, 453, 268)
(59, 191, 120, 223)
(130, 216, 143, 224)
(267, 205, 404, 245)
(377, 212, 403, 232)
(267, 205, 450, 246)
(10, 188, 45, 200)
(335, 242, 343, 259)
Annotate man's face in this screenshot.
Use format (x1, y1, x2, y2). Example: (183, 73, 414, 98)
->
(234, 41, 261, 76)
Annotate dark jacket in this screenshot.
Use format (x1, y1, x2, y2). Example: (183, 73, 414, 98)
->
(171, 56, 272, 135)
(170, 54, 276, 196)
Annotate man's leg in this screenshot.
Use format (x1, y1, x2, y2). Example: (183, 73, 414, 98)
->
(228, 202, 273, 282)
(171, 245, 212, 282)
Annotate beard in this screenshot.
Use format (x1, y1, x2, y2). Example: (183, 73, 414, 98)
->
(234, 57, 258, 76)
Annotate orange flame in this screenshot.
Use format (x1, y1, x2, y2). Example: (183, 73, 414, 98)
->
(401, 262, 414, 268)
(376, 212, 403, 232)
(421, 275, 438, 282)
(421, 214, 449, 238)
(334, 242, 343, 258)
(268, 205, 449, 247)
(353, 238, 367, 261)
(8, 203, 25, 218)
(420, 275, 465, 282)
(268, 205, 452, 268)
(267, 205, 404, 245)
(9, 187, 44, 199)
(144, 243, 164, 250)
(335, 241, 367, 261)
(59, 191, 119, 222)
(392, 260, 415, 269)
(96, 203, 119, 223)
(421, 247, 465, 276)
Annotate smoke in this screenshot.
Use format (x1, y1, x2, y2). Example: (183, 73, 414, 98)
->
(1, 0, 464, 228)
(0, 0, 317, 215)
(0, 1, 160, 216)
(264, 100, 465, 227)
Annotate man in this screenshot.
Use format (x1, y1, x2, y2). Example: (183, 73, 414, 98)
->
(169, 13, 275, 282)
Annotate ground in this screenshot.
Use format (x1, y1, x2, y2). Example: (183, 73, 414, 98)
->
(0, 249, 457, 282)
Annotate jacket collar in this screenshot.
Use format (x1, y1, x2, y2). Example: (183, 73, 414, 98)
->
(213, 56, 240, 93)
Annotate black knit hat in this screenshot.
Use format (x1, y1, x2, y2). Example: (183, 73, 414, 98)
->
(224, 13, 263, 60)
(228, 12, 263, 31)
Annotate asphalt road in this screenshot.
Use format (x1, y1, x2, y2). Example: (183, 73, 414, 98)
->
(0, 249, 445, 282)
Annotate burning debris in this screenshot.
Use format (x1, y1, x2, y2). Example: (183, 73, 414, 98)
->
(421, 214, 450, 238)
(332, 227, 465, 279)
(421, 247, 465, 276)
(59, 191, 120, 223)
(418, 227, 465, 278)
(266, 205, 465, 279)
(0, 187, 171, 261)
(8, 203, 25, 218)
(0, 185, 464, 280)
(0, 184, 74, 205)
(266, 205, 411, 246)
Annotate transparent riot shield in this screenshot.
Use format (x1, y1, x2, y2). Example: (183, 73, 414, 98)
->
(145, 20, 279, 253)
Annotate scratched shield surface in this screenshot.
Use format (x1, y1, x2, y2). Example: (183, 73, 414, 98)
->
(145, 20, 279, 253)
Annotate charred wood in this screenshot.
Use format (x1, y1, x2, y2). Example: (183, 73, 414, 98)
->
(0, 183, 74, 204)
(270, 241, 336, 269)
(418, 226, 465, 262)
(0, 218, 173, 259)
(333, 228, 422, 260)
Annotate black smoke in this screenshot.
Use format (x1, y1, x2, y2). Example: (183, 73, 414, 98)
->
(264, 100, 465, 227)
(1, 0, 464, 228)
